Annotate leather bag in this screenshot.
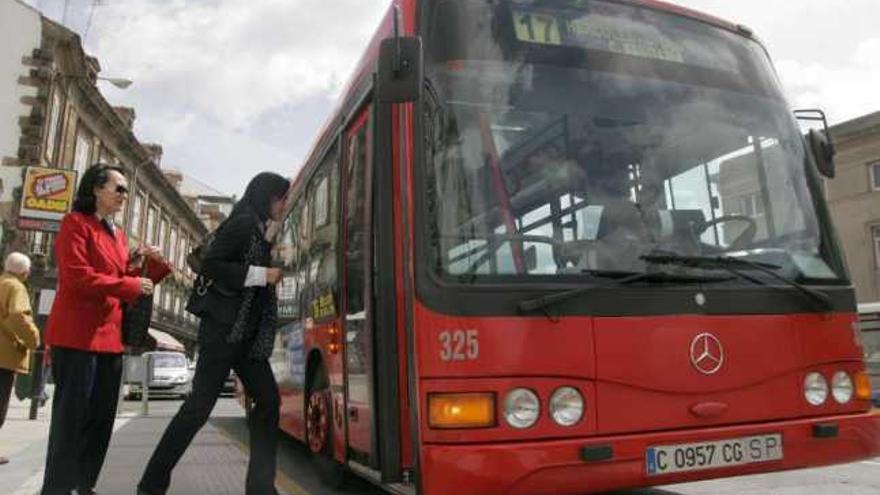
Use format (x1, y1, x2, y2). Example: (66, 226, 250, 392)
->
(122, 263, 156, 349)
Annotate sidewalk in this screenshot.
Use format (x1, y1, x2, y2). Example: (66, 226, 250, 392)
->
(2, 386, 294, 495)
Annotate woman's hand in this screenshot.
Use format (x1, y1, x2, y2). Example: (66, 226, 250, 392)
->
(140, 277, 154, 296)
(138, 245, 164, 262)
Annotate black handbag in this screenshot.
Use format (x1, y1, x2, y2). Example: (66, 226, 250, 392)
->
(185, 274, 242, 324)
(122, 264, 157, 349)
(186, 230, 216, 275)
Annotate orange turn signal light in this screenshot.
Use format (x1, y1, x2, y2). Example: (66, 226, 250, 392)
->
(855, 372, 872, 401)
(429, 393, 495, 429)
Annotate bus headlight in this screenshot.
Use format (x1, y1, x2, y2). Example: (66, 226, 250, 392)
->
(831, 371, 854, 404)
(504, 388, 540, 429)
(804, 372, 828, 406)
(549, 387, 583, 426)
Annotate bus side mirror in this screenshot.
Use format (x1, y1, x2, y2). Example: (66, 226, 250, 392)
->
(794, 109, 836, 179)
(807, 128, 836, 179)
(377, 36, 423, 103)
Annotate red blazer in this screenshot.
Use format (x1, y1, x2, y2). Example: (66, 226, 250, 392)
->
(46, 211, 171, 353)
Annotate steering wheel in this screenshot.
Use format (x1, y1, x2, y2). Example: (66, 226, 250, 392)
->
(696, 215, 757, 251)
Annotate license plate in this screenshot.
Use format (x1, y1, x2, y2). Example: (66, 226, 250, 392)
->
(646, 434, 783, 475)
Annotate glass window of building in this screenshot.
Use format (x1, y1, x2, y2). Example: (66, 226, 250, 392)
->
(131, 193, 145, 238)
(73, 127, 93, 186)
(179, 236, 188, 270)
(158, 217, 168, 255)
(873, 225, 880, 270)
(871, 163, 880, 191)
(45, 88, 63, 163)
(146, 207, 158, 245)
(168, 227, 178, 266)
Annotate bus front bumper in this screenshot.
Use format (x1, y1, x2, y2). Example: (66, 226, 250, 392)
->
(421, 412, 880, 495)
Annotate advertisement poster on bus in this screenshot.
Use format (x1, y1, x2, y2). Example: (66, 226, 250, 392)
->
(17, 166, 78, 232)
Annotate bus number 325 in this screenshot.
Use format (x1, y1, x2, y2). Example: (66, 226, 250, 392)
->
(439, 330, 479, 361)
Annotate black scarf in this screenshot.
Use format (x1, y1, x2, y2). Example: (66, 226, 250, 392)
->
(226, 223, 277, 360)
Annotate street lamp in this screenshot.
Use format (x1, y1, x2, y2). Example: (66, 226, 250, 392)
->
(97, 76, 133, 89)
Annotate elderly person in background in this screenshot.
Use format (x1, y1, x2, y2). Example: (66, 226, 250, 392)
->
(40, 164, 171, 495)
(0, 252, 41, 466)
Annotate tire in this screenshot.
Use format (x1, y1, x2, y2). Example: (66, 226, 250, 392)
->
(305, 365, 349, 490)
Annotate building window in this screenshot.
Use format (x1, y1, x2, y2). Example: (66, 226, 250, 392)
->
(45, 88, 63, 163)
(158, 217, 168, 256)
(146, 207, 158, 245)
(873, 225, 880, 270)
(178, 236, 188, 270)
(168, 227, 178, 266)
(73, 126, 92, 186)
(30, 231, 46, 254)
(871, 163, 880, 191)
(131, 194, 145, 238)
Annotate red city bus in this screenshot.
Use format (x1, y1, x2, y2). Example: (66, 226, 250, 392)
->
(258, 1, 880, 494)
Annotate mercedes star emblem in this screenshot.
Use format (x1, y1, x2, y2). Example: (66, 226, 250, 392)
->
(690, 333, 724, 375)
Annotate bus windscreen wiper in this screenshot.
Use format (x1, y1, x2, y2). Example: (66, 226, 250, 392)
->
(517, 270, 732, 315)
(639, 253, 834, 311)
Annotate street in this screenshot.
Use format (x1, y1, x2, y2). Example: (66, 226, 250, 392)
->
(192, 399, 880, 495)
(4, 393, 878, 494)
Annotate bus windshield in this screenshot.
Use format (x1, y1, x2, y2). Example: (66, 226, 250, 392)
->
(421, 0, 843, 284)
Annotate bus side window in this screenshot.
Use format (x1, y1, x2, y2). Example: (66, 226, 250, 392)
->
(305, 144, 340, 321)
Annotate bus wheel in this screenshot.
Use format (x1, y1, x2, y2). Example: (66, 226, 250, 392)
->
(306, 388, 331, 454)
(305, 368, 349, 489)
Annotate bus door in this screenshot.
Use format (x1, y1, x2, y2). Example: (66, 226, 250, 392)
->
(342, 106, 376, 465)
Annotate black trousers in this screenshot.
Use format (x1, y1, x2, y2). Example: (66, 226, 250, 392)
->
(41, 348, 123, 495)
(138, 334, 280, 495)
(0, 368, 13, 429)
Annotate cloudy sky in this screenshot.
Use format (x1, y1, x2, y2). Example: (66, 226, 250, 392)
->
(25, 0, 880, 196)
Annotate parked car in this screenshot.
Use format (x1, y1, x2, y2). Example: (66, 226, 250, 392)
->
(124, 351, 192, 400)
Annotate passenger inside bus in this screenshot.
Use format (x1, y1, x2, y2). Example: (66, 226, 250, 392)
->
(556, 141, 649, 272)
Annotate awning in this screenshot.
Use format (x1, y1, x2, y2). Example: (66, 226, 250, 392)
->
(149, 328, 186, 352)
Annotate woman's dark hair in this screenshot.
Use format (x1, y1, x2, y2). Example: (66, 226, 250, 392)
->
(231, 172, 291, 221)
(72, 163, 126, 214)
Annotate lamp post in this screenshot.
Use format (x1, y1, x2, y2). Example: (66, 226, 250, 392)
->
(97, 76, 133, 89)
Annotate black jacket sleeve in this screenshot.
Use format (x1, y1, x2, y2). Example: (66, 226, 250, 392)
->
(202, 213, 260, 291)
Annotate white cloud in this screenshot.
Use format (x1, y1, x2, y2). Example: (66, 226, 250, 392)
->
(776, 37, 880, 123)
(90, 0, 388, 129)
(76, 0, 390, 194)
(673, 1, 880, 124)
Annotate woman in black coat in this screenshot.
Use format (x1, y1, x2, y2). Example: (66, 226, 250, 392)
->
(138, 172, 290, 495)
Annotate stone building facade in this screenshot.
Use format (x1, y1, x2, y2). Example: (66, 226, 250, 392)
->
(1, 1, 207, 349)
(828, 110, 880, 305)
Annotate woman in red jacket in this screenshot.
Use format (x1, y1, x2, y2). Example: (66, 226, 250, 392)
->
(40, 164, 171, 495)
